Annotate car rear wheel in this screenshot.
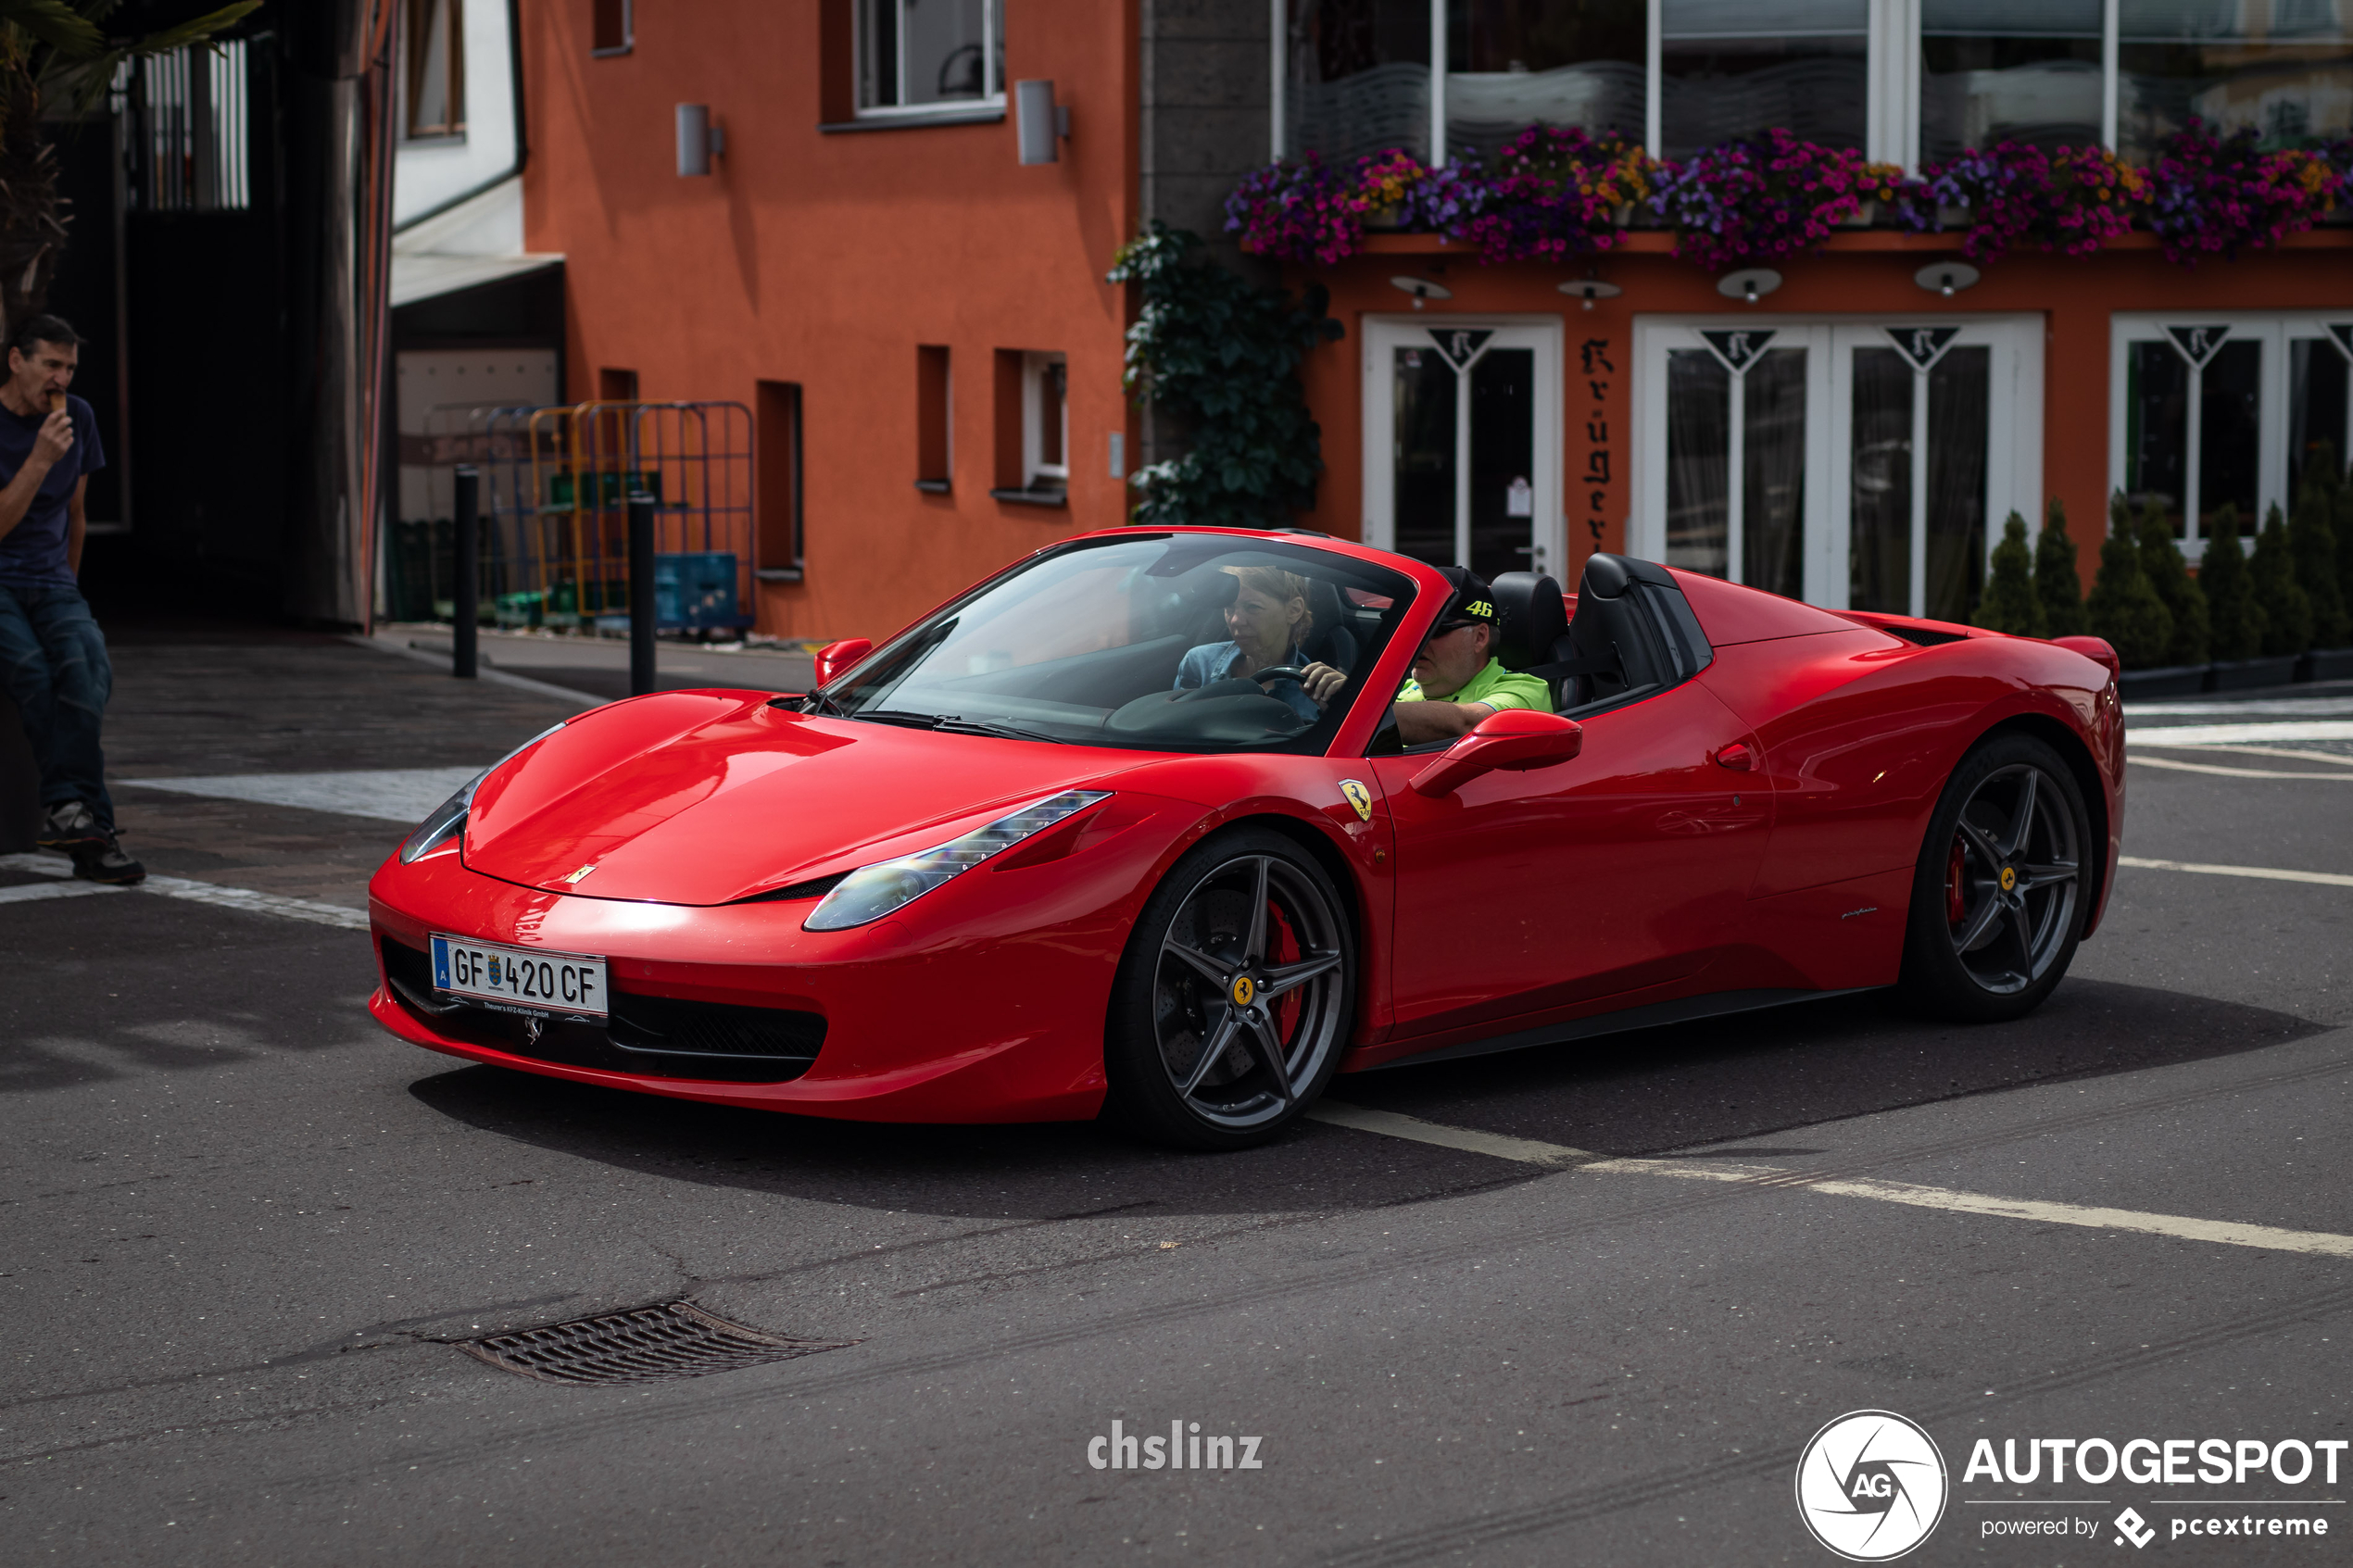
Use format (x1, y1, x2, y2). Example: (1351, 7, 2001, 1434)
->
(1896, 732, 2089, 1023)
(1103, 827, 1354, 1151)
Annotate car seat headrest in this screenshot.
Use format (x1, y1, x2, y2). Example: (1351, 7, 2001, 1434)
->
(1490, 571, 1568, 672)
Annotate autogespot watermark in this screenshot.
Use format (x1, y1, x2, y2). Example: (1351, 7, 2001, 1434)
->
(1795, 1411, 2346, 1558)
(1086, 1419, 1264, 1472)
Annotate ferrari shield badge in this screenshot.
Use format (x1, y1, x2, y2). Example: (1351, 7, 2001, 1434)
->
(1340, 780, 1374, 822)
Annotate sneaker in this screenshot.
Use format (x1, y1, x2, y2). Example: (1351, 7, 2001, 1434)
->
(37, 800, 107, 850)
(69, 832, 145, 885)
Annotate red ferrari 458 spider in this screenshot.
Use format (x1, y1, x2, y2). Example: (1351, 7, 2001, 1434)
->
(368, 528, 2124, 1149)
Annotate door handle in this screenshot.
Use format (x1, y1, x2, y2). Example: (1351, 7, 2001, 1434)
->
(1713, 742, 1754, 771)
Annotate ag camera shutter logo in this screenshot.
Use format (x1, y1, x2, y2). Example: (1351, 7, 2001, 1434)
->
(1795, 1410, 1948, 1561)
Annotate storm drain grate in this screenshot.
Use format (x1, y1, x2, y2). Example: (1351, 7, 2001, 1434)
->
(457, 1301, 851, 1386)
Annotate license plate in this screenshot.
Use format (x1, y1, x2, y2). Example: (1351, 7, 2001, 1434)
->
(430, 934, 608, 1020)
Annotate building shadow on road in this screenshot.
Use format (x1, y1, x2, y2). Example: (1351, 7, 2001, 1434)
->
(402, 976, 2328, 1221)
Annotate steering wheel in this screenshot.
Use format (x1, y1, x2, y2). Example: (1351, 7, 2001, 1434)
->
(1250, 666, 1313, 684)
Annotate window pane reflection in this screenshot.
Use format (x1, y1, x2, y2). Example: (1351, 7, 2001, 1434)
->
(2289, 338, 2351, 499)
(1444, 0, 1646, 166)
(1919, 0, 2103, 161)
(1290, 0, 1433, 161)
(1666, 348, 1730, 577)
(2119, 0, 2353, 159)
(1743, 348, 1807, 599)
(1849, 346, 1912, 614)
(1926, 346, 1990, 624)
(1660, 0, 1869, 157)
(2125, 341, 2189, 538)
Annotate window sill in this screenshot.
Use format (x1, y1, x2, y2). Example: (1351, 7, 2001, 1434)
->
(402, 131, 468, 147)
(990, 487, 1067, 508)
(820, 107, 1005, 134)
(914, 479, 951, 494)
(754, 567, 804, 583)
(590, 44, 633, 56)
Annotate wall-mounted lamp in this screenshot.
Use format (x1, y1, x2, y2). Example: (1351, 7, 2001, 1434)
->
(1914, 261, 1981, 297)
(1016, 80, 1070, 165)
(1558, 279, 1622, 311)
(1390, 276, 1452, 310)
(677, 105, 724, 176)
(1717, 269, 1782, 305)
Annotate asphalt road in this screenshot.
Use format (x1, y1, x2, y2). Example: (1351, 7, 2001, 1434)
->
(6, 630, 2353, 1566)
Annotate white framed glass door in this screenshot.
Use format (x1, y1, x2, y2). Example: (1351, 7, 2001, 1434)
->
(1631, 315, 2042, 617)
(1362, 318, 1564, 582)
(2109, 314, 2353, 558)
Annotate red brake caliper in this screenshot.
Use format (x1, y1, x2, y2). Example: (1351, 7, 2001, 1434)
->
(1945, 837, 1967, 924)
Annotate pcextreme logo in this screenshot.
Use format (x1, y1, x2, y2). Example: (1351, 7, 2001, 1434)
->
(1795, 1410, 1950, 1562)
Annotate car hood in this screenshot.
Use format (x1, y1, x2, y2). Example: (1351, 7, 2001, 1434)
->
(462, 691, 1152, 905)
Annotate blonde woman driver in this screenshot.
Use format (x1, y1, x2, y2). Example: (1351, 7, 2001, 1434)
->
(1173, 565, 1349, 721)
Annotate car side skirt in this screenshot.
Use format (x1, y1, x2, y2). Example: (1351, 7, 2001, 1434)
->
(1351, 985, 1878, 1073)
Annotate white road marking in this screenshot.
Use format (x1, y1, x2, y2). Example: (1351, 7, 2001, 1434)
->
(2129, 742, 2353, 767)
(0, 878, 122, 906)
(2118, 855, 2353, 888)
(1314, 1105, 2353, 1260)
(1308, 1103, 1597, 1165)
(2127, 696, 2353, 719)
(0, 853, 370, 931)
(2127, 721, 2353, 745)
(120, 767, 482, 823)
(2129, 755, 2353, 780)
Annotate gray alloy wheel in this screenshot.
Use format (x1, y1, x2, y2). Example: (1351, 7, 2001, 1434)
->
(1898, 733, 2090, 1023)
(1105, 829, 1353, 1149)
(1944, 759, 2082, 996)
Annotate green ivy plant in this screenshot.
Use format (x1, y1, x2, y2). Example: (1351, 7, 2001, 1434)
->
(1107, 222, 1345, 529)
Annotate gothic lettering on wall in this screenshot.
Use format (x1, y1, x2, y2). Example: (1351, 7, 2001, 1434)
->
(1580, 338, 1614, 558)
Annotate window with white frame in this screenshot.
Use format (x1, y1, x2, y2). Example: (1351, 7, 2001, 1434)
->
(858, 0, 1003, 116)
(405, 0, 464, 139)
(1023, 352, 1069, 493)
(2111, 315, 2353, 554)
(1276, 0, 2353, 166)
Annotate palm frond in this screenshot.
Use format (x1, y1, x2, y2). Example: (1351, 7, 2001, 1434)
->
(0, 1, 107, 58)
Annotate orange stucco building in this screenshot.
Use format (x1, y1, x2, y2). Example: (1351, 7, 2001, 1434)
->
(489, 0, 2353, 645)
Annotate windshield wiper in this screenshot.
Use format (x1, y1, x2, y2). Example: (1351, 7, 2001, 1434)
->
(933, 716, 1068, 744)
(846, 709, 1067, 744)
(797, 688, 851, 716)
(847, 709, 946, 729)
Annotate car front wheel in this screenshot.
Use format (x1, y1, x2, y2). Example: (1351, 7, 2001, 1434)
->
(1103, 827, 1354, 1151)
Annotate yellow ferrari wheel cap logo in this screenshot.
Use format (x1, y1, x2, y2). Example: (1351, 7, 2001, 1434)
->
(1999, 866, 2017, 893)
(1340, 780, 1374, 822)
(1231, 975, 1256, 1008)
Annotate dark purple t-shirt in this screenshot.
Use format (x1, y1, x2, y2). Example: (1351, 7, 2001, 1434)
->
(0, 393, 105, 586)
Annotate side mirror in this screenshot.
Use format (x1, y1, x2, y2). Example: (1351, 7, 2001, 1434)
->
(1408, 709, 1584, 797)
(812, 637, 873, 688)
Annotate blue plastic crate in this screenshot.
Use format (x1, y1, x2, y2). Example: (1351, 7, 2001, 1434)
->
(655, 551, 749, 631)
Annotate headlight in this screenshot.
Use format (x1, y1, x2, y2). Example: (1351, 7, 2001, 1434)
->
(398, 721, 568, 864)
(804, 790, 1111, 931)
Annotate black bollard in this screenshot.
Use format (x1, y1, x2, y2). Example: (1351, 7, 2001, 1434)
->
(628, 489, 657, 696)
(452, 466, 479, 679)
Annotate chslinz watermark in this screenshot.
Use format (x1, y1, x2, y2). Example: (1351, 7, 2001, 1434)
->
(1087, 1419, 1264, 1471)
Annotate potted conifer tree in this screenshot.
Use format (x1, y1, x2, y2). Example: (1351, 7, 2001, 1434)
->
(2090, 494, 2182, 693)
(1974, 513, 2045, 636)
(2249, 503, 2313, 681)
(2198, 504, 2280, 688)
(2035, 498, 2087, 637)
(2135, 498, 2209, 676)
(2292, 449, 2353, 681)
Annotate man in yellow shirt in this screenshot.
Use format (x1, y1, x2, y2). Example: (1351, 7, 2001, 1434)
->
(1390, 567, 1551, 745)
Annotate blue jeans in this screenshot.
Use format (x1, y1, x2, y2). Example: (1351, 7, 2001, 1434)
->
(0, 581, 115, 831)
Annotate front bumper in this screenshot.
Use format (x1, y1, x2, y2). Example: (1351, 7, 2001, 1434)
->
(367, 848, 1129, 1123)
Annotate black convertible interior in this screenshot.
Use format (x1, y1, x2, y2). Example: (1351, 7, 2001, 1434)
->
(1491, 553, 1716, 717)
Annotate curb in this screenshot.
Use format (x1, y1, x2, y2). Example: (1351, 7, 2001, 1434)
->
(345, 634, 608, 709)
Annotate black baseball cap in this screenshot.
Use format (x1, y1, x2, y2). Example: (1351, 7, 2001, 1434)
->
(1430, 566, 1500, 633)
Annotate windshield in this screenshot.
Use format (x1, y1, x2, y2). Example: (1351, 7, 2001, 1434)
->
(821, 534, 1419, 753)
